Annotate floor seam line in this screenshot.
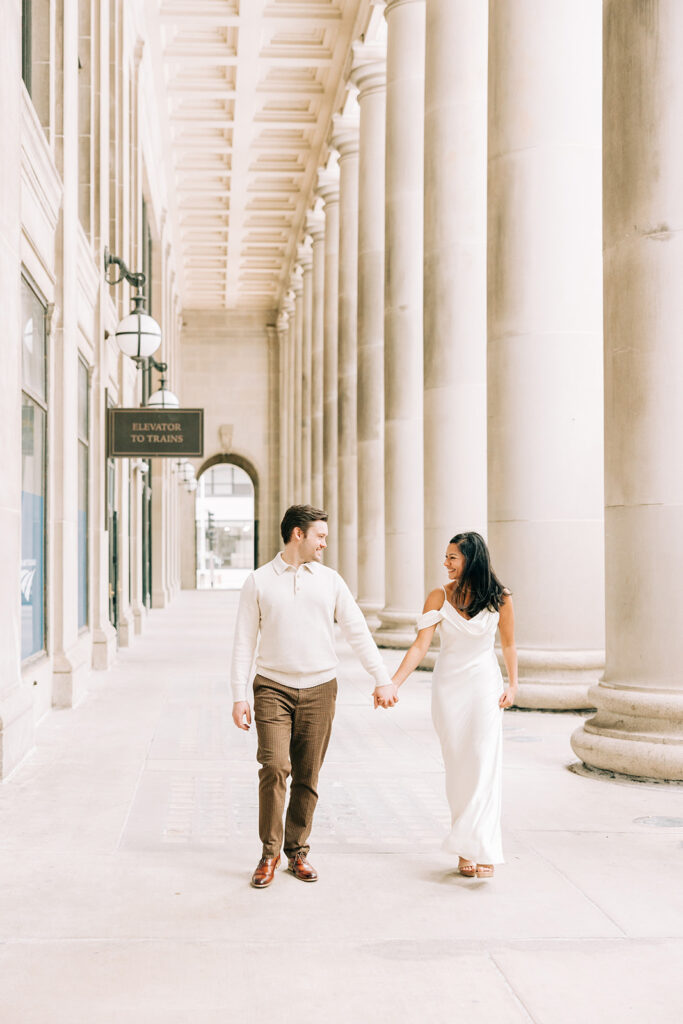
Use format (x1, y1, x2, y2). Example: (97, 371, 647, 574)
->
(488, 951, 539, 1023)
(515, 831, 629, 938)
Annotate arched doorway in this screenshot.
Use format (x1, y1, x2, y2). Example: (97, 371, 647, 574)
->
(195, 461, 255, 589)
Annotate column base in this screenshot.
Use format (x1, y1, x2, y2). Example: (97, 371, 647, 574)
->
(508, 648, 603, 710)
(571, 684, 683, 782)
(52, 634, 91, 709)
(0, 686, 34, 780)
(117, 608, 135, 649)
(131, 600, 146, 635)
(92, 621, 117, 670)
(152, 588, 167, 610)
(374, 609, 420, 650)
(358, 600, 383, 633)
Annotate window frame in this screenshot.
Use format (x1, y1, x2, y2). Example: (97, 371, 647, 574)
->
(20, 271, 48, 663)
(77, 356, 90, 630)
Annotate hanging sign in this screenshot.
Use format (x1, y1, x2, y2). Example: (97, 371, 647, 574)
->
(107, 408, 204, 457)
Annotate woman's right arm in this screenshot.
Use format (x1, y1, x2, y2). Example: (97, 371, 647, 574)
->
(391, 589, 444, 688)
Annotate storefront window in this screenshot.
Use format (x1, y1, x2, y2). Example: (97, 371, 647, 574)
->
(78, 358, 89, 628)
(21, 277, 47, 659)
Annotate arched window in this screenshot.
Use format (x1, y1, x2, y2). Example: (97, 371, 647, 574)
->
(195, 463, 255, 590)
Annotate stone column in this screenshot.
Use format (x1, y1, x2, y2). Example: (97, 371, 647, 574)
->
(285, 291, 296, 505)
(572, 1, 683, 780)
(331, 111, 360, 595)
(316, 162, 340, 567)
(52, 0, 92, 705)
(350, 43, 387, 628)
(306, 207, 325, 509)
(375, 0, 426, 647)
(291, 266, 304, 502)
(0, 0, 34, 776)
(423, 0, 487, 593)
(488, 0, 604, 708)
(91, 0, 117, 669)
(298, 240, 313, 501)
(277, 310, 290, 513)
(266, 324, 281, 558)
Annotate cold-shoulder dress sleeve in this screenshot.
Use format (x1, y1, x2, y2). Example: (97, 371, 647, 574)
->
(416, 609, 443, 631)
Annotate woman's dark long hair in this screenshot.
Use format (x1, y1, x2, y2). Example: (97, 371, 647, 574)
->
(448, 532, 508, 617)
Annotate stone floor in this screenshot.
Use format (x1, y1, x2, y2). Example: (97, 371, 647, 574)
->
(1, 590, 682, 1023)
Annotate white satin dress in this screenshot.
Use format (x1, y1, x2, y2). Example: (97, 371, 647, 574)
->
(419, 589, 505, 864)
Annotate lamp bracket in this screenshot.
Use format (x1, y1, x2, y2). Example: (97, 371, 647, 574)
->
(104, 247, 146, 292)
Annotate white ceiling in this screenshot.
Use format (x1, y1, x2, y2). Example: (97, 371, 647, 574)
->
(154, 0, 372, 313)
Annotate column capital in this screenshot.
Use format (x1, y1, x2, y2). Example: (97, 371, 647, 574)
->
(330, 112, 360, 160)
(316, 164, 340, 205)
(290, 263, 304, 295)
(386, 0, 425, 15)
(276, 311, 289, 333)
(350, 42, 387, 99)
(297, 240, 313, 272)
(305, 207, 325, 242)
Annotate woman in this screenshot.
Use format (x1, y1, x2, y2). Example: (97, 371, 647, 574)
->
(376, 532, 517, 878)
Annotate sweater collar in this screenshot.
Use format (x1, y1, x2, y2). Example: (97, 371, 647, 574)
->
(273, 552, 317, 575)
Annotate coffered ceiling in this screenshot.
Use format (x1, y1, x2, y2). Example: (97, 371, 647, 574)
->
(152, 0, 371, 313)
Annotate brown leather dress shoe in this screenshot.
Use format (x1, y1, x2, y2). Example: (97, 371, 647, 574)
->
(287, 853, 318, 882)
(250, 855, 280, 889)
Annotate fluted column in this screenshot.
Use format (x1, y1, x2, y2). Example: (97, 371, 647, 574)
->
(306, 207, 326, 508)
(423, 0, 487, 593)
(488, 0, 604, 708)
(351, 43, 387, 627)
(572, 1, 683, 780)
(316, 162, 340, 567)
(331, 111, 360, 595)
(291, 266, 304, 502)
(375, 0, 426, 647)
(299, 241, 313, 500)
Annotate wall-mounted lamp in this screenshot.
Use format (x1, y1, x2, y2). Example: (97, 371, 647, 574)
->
(104, 247, 161, 360)
(146, 359, 179, 409)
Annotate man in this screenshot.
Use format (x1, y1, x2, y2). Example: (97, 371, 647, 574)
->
(231, 504, 397, 888)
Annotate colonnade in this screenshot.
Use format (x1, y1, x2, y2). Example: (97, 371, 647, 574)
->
(277, 0, 683, 781)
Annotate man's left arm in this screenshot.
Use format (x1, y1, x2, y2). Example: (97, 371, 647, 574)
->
(334, 577, 397, 703)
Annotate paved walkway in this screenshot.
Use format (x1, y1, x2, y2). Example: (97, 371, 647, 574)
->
(1, 590, 682, 1023)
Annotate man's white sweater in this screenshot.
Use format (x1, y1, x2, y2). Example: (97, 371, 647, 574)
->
(230, 552, 393, 701)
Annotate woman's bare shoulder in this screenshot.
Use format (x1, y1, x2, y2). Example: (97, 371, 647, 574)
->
(423, 587, 446, 613)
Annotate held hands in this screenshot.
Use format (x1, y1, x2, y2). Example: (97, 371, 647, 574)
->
(232, 701, 252, 730)
(499, 686, 517, 710)
(373, 682, 399, 710)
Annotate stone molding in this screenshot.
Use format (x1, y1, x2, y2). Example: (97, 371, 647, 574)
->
(20, 88, 63, 284)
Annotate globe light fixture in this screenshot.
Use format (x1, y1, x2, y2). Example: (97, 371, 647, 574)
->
(104, 247, 162, 361)
(146, 365, 180, 409)
(115, 297, 162, 360)
(175, 461, 195, 484)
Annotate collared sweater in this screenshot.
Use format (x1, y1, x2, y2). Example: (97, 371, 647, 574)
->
(230, 552, 392, 701)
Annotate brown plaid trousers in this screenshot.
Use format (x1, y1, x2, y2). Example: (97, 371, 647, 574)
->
(253, 674, 337, 858)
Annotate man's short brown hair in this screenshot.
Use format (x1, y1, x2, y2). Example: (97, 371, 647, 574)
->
(280, 504, 328, 544)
